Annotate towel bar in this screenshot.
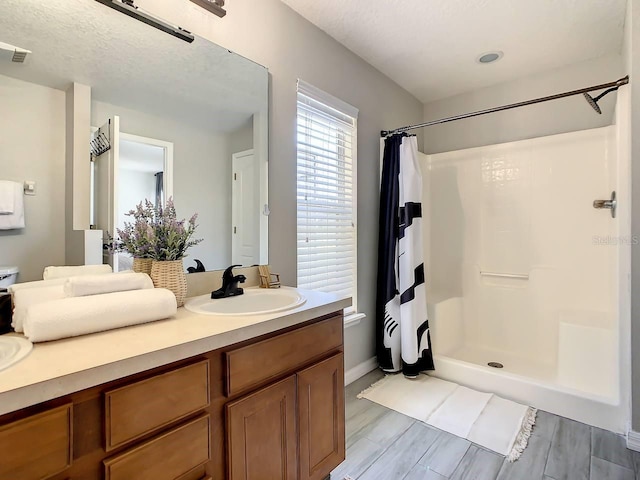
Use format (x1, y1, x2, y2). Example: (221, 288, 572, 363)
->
(480, 271, 529, 280)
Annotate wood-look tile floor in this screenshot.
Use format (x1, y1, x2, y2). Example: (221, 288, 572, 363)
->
(332, 370, 639, 480)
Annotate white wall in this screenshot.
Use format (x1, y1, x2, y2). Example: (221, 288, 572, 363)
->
(422, 54, 623, 154)
(134, 0, 425, 372)
(0, 75, 66, 282)
(228, 118, 253, 156)
(92, 100, 231, 271)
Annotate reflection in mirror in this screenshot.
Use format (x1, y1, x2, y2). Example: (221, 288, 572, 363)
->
(0, 0, 268, 281)
(98, 129, 174, 271)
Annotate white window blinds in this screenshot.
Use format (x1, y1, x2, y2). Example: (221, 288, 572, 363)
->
(296, 80, 358, 305)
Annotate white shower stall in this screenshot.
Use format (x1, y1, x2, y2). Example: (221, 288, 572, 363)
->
(422, 91, 631, 432)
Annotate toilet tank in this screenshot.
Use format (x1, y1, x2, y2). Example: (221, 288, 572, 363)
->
(0, 266, 18, 288)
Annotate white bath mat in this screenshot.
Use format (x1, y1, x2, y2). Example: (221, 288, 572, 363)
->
(358, 374, 536, 461)
(428, 386, 493, 438)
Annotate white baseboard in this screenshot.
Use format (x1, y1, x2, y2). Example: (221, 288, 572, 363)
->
(627, 429, 640, 451)
(345, 356, 378, 386)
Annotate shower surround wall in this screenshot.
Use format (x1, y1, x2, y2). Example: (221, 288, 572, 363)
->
(423, 125, 629, 432)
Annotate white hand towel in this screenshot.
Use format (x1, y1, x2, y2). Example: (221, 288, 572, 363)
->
(23, 288, 177, 342)
(0, 181, 24, 229)
(43, 264, 113, 280)
(11, 285, 66, 333)
(0, 180, 16, 214)
(64, 272, 153, 297)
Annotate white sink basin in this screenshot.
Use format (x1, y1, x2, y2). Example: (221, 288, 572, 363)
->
(0, 336, 33, 372)
(185, 288, 306, 316)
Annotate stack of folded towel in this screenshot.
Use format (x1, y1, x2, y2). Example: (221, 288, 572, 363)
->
(10, 269, 177, 342)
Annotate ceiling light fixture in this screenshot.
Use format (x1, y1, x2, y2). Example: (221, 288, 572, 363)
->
(95, 0, 195, 43)
(476, 51, 503, 64)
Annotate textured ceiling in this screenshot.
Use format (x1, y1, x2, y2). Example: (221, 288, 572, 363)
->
(281, 0, 627, 103)
(0, 0, 268, 132)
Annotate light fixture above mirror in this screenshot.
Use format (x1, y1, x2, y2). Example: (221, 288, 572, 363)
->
(190, 0, 227, 18)
(95, 0, 195, 43)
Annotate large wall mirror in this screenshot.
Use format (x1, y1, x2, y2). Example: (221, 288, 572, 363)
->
(0, 0, 268, 279)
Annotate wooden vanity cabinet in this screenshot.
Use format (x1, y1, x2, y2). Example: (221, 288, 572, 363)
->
(225, 352, 345, 480)
(0, 404, 73, 480)
(0, 311, 345, 480)
(297, 353, 345, 480)
(223, 315, 345, 480)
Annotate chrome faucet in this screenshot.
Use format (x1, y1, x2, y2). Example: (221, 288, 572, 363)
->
(211, 265, 246, 299)
(593, 191, 617, 218)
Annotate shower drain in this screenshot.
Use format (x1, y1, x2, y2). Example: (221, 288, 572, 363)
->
(488, 362, 504, 369)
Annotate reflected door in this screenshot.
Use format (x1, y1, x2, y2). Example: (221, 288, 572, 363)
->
(232, 149, 259, 266)
(93, 116, 120, 268)
(116, 133, 174, 272)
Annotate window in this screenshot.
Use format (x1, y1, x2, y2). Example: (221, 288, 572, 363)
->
(296, 80, 359, 314)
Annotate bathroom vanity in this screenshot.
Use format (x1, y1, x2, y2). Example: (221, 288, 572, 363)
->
(0, 289, 349, 480)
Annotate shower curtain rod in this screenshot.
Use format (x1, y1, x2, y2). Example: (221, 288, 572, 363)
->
(381, 75, 629, 137)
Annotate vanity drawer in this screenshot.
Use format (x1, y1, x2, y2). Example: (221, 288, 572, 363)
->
(105, 360, 210, 451)
(225, 314, 343, 397)
(0, 403, 72, 480)
(104, 415, 211, 480)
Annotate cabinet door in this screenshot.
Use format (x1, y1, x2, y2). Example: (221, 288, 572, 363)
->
(226, 376, 297, 480)
(297, 353, 345, 480)
(0, 403, 73, 480)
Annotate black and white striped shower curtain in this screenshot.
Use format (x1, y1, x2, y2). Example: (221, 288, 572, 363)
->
(376, 134, 434, 377)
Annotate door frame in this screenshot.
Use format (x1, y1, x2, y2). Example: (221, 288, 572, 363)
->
(91, 128, 175, 213)
(91, 126, 175, 271)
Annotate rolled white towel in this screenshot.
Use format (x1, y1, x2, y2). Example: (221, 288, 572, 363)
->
(9, 270, 139, 294)
(11, 285, 66, 333)
(64, 272, 153, 298)
(43, 264, 113, 280)
(9, 278, 67, 294)
(23, 288, 177, 342)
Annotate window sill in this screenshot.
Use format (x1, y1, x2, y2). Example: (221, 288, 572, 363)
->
(344, 312, 366, 328)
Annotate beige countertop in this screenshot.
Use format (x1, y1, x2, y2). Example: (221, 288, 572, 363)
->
(0, 287, 350, 416)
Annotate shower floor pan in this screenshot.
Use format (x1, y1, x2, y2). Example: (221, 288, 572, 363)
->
(431, 346, 623, 433)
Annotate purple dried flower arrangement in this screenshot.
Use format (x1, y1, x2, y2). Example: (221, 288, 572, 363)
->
(111, 198, 202, 261)
(151, 198, 203, 261)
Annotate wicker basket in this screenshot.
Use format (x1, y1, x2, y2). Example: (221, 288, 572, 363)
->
(150, 260, 187, 307)
(132, 258, 153, 276)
